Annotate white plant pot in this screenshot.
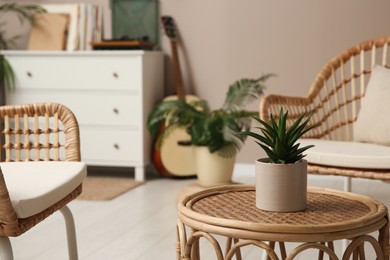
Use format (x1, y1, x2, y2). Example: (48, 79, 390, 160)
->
(255, 158, 307, 212)
(195, 146, 236, 187)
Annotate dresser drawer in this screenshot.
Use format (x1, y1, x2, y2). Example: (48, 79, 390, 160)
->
(80, 128, 143, 164)
(6, 55, 142, 91)
(2, 51, 164, 181)
(6, 92, 141, 126)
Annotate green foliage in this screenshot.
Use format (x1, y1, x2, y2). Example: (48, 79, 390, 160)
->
(147, 74, 274, 157)
(0, 56, 15, 89)
(0, 3, 46, 49)
(242, 108, 317, 164)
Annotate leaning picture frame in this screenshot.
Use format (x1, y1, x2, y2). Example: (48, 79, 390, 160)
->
(41, 4, 79, 51)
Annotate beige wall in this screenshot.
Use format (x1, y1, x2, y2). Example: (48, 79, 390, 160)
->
(2, 0, 390, 163)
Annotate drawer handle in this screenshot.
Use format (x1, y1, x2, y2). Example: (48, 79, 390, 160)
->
(113, 108, 119, 114)
(113, 143, 120, 150)
(27, 71, 33, 77)
(113, 72, 119, 78)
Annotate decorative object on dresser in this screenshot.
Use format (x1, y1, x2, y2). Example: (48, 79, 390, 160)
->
(260, 35, 390, 192)
(2, 50, 164, 182)
(111, 0, 159, 47)
(148, 74, 274, 187)
(150, 15, 200, 178)
(38, 3, 103, 51)
(242, 108, 317, 212)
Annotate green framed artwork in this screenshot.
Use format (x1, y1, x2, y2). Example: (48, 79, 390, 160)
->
(110, 0, 159, 46)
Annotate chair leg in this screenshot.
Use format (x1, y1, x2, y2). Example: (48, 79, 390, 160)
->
(59, 206, 78, 260)
(342, 177, 352, 253)
(0, 237, 13, 260)
(344, 177, 352, 192)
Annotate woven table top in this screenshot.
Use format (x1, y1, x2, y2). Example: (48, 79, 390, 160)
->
(178, 185, 388, 237)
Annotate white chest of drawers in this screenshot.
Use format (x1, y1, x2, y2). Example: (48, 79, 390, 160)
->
(2, 51, 164, 181)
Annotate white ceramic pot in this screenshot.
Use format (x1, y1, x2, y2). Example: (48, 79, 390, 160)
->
(195, 146, 236, 187)
(255, 158, 307, 212)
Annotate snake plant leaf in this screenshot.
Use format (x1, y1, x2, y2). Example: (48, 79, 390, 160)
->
(251, 116, 277, 140)
(242, 108, 317, 164)
(256, 141, 279, 163)
(240, 131, 273, 148)
(289, 144, 315, 160)
(287, 113, 317, 148)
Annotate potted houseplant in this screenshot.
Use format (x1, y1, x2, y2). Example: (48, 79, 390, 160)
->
(242, 108, 317, 212)
(0, 3, 45, 91)
(147, 74, 274, 186)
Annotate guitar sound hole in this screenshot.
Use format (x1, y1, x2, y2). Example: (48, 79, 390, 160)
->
(177, 140, 192, 146)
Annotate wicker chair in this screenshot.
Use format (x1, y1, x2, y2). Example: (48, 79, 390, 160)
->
(0, 102, 86, 259)
(260, 36, 390, 191)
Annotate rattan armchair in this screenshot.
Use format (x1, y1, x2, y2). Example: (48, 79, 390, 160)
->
(260, 36, 390, 191)
(0, 102, 86, 259)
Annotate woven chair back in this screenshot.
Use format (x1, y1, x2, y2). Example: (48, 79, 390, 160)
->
(0, 103, 80, 162)
(260, 36, 390, 141)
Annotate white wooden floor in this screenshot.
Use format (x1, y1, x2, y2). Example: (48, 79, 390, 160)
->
(9, 164, 390, 259)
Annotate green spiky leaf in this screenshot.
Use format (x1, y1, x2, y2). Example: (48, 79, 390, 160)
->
(241, 108, 318, 164)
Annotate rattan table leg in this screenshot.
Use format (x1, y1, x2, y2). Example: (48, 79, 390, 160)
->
(191, 241, 199, 260)
(378, 214, 389, 260)
(190, 229, 200, 260)
(267, 242, 275, 260)
(318, 242, 325, 260)
(176, 226, 181, 260)
(225, 238, 243, 260)
(177, 221, 187, 260)
(234, 238, 242, 260)
(328, 241, 335, 252)
(358, 244, 365, 260)
(342, 235, 384, 260)
(287, 242, 338, 260)
(279, 242, 286, 259)
(225, 237, 232, 257)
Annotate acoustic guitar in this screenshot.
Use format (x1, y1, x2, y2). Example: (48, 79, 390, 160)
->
(153, 16, 199, 177)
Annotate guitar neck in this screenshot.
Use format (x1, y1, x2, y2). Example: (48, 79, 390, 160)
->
(170, 39, 185, 100)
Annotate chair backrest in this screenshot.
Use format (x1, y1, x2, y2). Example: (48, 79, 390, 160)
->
(261, 36, 390, 141)
(0, 103, 81, 162)
(309, 36, 390, 141)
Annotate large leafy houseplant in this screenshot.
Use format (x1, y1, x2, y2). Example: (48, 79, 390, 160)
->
(0, 3, 45, 89)
(147, 74, 274, 158)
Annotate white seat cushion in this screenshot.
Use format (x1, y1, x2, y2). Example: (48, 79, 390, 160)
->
(1, 161, 87, 218)
(299, 139, 390, 169)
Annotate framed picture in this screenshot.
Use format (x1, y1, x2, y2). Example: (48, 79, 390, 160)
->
(110, 0, 158, 46)
(41, 4, 79, 51)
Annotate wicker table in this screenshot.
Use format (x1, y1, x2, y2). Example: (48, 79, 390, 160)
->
(176, 185, 389, 260)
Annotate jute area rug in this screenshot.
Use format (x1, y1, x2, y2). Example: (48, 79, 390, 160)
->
(77, 176, 143, 200)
